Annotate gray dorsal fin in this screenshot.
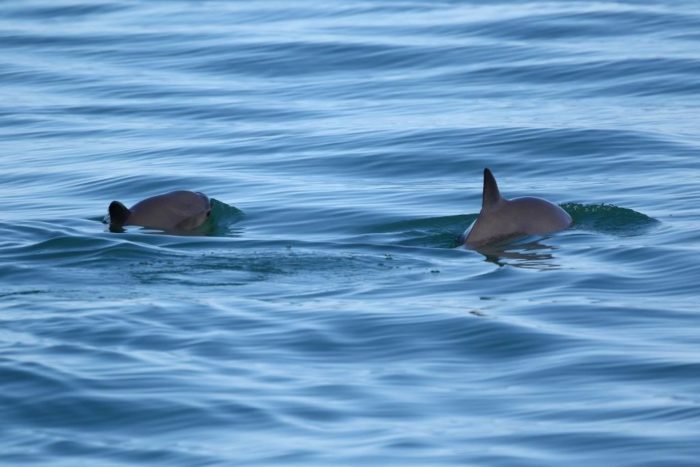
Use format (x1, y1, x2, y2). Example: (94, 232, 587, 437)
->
(108, 201, 131, 226)
(482, 168, 502, 209)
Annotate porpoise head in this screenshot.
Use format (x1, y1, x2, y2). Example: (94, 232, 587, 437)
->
(463, 168, 572, 248)
(108, 190, 211, 231)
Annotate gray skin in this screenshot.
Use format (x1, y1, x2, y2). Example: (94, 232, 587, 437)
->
(463, 169, 572, 248)
(109, 191, 211, 231)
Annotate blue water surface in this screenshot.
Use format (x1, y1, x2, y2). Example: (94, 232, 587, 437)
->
(2, 1, 700, 465)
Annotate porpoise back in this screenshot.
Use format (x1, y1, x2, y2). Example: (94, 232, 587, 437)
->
(464, 169, 571, 248)
(109, 190, 211, 231)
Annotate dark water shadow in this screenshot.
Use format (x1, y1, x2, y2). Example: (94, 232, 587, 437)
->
(473, 238, 561, 270)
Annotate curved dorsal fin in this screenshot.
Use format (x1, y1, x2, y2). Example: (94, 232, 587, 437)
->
(482, 168, 502, 209)
(108, 201, 131, 226)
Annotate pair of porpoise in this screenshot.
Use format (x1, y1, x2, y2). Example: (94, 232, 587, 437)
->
(108, 168, 572, 247)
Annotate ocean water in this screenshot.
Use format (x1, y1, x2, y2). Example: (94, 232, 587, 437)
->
(1, 1, 699, 465)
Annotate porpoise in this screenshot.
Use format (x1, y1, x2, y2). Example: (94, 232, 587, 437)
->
(108, 190, 211, 231)
(463, 168, 572, 248)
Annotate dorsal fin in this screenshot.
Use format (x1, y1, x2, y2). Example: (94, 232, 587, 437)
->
(108, 201, 131, 226)
(482, 168, 502, 209)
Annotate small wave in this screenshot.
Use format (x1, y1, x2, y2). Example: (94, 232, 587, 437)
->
(208, 198, 245, 236)
(358, 214, 474, 248)
(563, 203, 658, 235)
